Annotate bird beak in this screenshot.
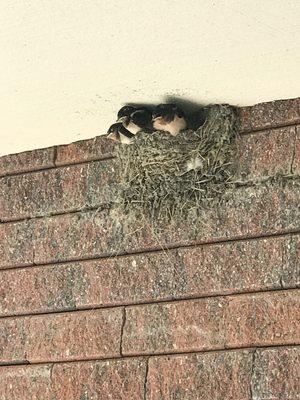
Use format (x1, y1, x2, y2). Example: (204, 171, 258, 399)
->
(107, 132, 119, 142)
(117, 116, 128, 123)
(152, 115, 162, 121)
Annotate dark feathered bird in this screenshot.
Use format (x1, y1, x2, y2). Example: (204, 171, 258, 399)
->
(117, 106, 153, 134)
(117, 105, 136, 121)
(107, 123, 135, 144)
(189, 107, 208, 131)
(152, 104, 187, 136)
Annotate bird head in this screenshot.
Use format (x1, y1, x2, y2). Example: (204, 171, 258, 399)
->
(152, 104, 184, 123)
(117, 105, 136, 123)
(106, 123, 120, 141)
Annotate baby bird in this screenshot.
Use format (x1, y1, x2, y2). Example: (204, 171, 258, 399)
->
(117, 106, 153, 134)
(107, 123, 135, 144)
(152, 104, 187, 136)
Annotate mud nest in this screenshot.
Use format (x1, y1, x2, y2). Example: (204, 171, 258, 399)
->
(116, 104, 238, 225)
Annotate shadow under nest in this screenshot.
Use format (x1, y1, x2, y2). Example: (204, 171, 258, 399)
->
(115, 104, 239, 229)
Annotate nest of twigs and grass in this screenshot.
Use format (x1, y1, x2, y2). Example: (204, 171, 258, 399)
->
(116, 104, 239, 228)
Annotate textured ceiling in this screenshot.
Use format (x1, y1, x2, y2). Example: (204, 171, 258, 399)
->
(0, 0, 299, 156)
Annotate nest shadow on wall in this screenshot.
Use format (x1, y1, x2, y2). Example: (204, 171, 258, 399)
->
(116, 104, 238, 229)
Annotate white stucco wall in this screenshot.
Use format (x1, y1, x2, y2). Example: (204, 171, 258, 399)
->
(0, 0, 299, 156)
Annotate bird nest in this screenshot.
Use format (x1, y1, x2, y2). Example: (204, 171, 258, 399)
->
(116, 104, 238, 227)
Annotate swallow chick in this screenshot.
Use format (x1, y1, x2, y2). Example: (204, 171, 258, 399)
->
(152, 104, 187, 136)
(117, 105, 153, 134)
(107, 123, 135, 144)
